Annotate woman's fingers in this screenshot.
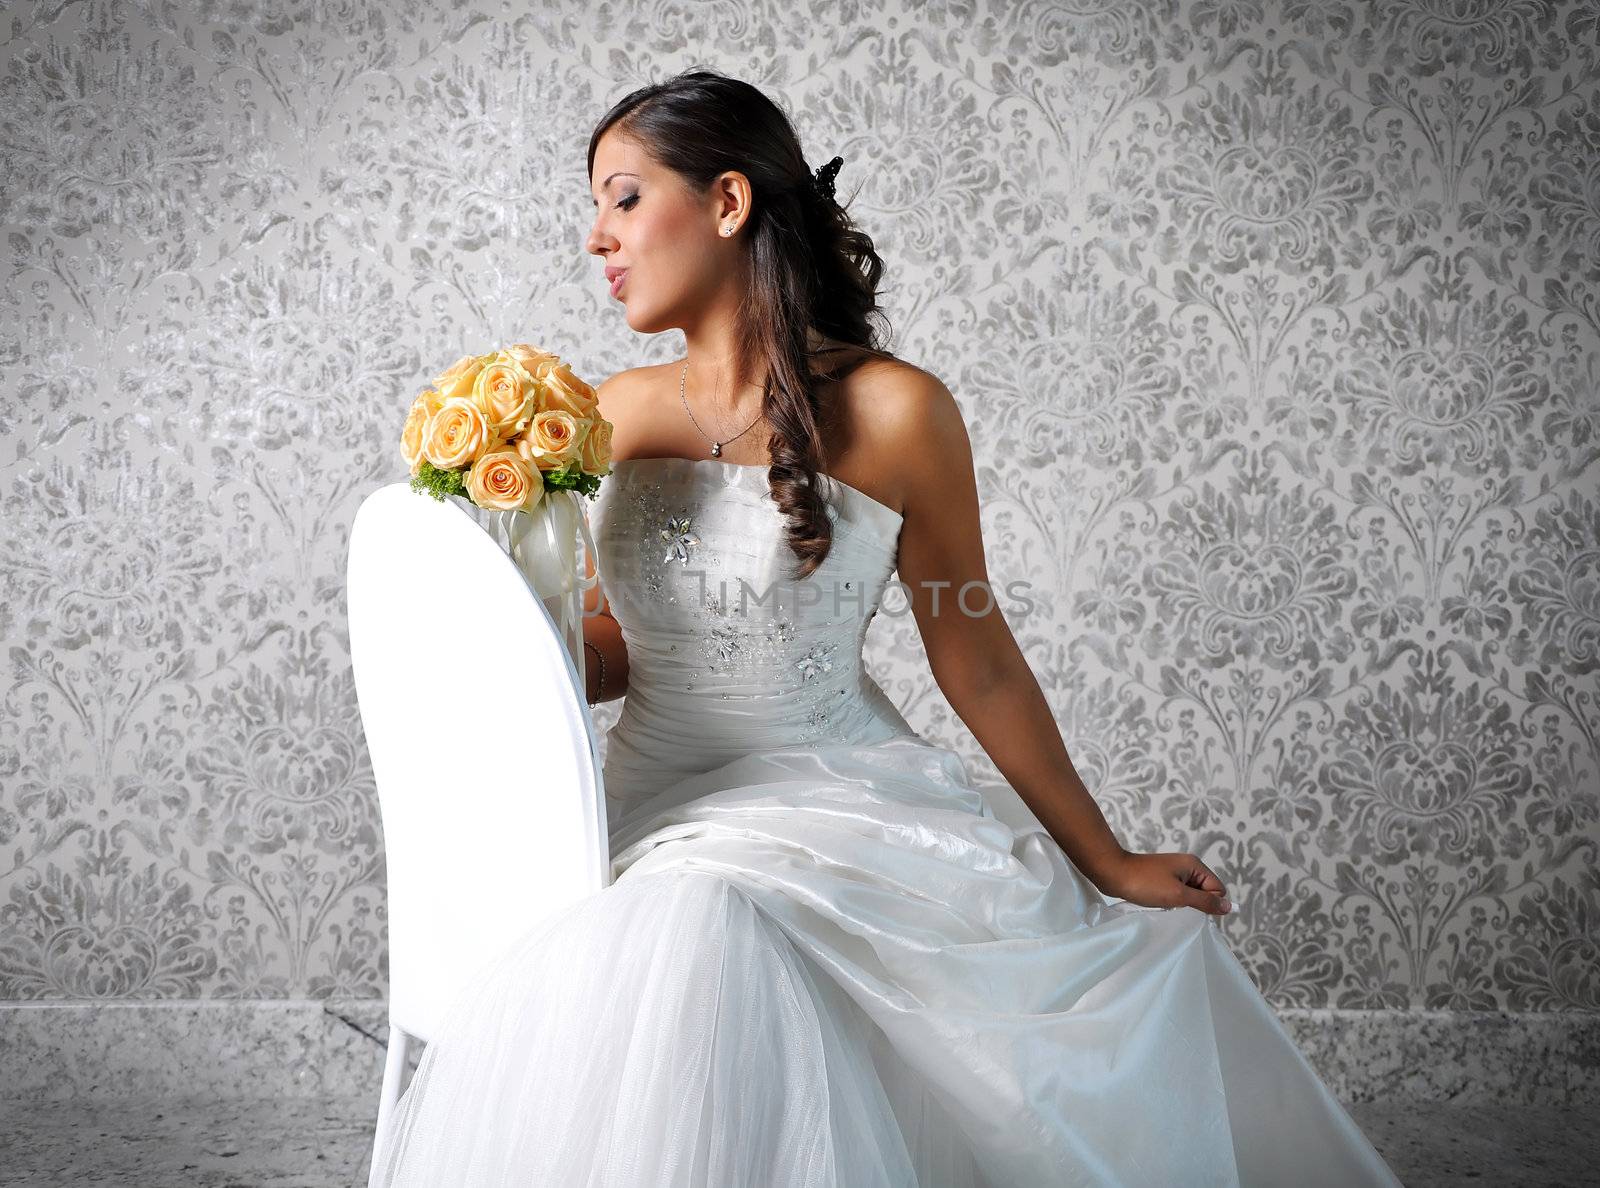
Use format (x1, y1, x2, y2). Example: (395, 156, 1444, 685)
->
(1179, 855, 1233, 915)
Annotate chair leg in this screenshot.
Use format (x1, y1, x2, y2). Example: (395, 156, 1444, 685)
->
(369, 1023, 411, 1180)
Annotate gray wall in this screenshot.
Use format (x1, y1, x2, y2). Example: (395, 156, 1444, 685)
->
(1, 0, 1595, 1018)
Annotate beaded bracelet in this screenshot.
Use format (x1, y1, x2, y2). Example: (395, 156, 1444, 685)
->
(583, 640, 606, 707)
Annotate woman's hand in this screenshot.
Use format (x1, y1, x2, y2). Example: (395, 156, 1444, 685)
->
(1092, 850, 1235, 917)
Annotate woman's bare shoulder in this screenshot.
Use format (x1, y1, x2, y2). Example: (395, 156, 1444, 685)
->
(840, 355, 957, 443)
(593, 363, 661, 417)
(594, 363, 656, 392)
(843, 358, 970, 511)
(825, 354, 965, 514)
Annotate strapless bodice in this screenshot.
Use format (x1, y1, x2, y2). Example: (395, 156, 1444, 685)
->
(589, 456, 917, 814)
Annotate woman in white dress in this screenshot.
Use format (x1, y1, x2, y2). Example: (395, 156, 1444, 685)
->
(368, 69, 1405, 1186)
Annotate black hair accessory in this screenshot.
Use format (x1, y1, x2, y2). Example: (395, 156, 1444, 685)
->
(811, 155, 843, 204)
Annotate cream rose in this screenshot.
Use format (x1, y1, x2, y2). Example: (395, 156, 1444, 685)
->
(422, 398, 493, 470)
(515, 349, 563, 384)
(505, 342, 561, 378)
(433, 354, 484, 403)
(399, 392, 436, 475)
(467, 447, 544, 512)
(514, 409, 586, 470)
(470, 356, 538, 436)
(578, 414, 614, 474)
(414, 386, 447, 418)
(540, 360, 599, 420)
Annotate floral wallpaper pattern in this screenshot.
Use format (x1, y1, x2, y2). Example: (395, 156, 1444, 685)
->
(1, 0, 1596, 1017)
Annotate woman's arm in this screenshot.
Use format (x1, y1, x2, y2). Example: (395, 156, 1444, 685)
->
(581, 374, 631, 705)
(883, 369, 1231, 916)
(581, 547, 628, 704)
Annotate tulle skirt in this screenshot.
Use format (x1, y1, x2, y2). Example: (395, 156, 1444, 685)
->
(368, 735, 1403, 1187)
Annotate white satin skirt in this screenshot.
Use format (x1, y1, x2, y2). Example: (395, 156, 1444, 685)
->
(367, 735, 1403, 1187)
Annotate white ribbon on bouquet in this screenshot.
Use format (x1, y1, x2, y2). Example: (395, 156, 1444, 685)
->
(484, 488, 599, 700)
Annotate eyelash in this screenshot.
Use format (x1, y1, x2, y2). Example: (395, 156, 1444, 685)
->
(616, 194, 639, 210)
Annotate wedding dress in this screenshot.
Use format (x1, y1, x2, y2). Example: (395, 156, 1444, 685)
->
(367, 455, 1404, 1188)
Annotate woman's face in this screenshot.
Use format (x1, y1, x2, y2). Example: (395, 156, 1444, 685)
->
(585, 128, 743, 336)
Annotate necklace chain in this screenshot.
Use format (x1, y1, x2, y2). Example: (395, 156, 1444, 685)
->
(680, 360, 764, 459)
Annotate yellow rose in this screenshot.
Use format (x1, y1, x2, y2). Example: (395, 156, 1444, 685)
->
(578, 414, 614, 474)
(541, 360, 599, 419)
(515, 348, 563, 382)
(433, 354, 483, 402)
(467, 447, 544, 512)
(515, 409, 586, 470)
(399, 392, 437, 475)
(471, 357, 537, 435)
(415, 386, 446, 418)
(505, 342, 561, 377)
(422, 398, 493, 470)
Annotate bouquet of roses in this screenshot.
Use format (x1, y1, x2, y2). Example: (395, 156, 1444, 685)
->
(398, 342, 610, 671)
(400, 342, 612, 509)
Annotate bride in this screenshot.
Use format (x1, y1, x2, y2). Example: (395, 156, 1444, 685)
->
(368, 70, 1404, 1187)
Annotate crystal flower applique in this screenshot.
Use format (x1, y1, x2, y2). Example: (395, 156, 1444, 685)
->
(711, 625, 743, 664)
(795, 643, 836, 681)
(660, 513, 699, 565)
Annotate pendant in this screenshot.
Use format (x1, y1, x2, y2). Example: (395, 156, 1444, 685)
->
(710, 441, 722, 457)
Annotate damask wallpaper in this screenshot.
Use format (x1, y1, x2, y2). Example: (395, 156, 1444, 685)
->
(0, 0, 1595, 1027)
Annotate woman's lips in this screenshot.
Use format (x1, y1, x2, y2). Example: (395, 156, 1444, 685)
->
(609, 270, 628, 298)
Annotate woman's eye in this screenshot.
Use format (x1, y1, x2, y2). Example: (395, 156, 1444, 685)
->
(617, 194, 639, 210)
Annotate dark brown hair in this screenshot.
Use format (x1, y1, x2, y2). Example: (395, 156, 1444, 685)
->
(588, 68, 898, 580)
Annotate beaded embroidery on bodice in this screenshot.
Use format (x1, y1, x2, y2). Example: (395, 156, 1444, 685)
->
(589, 456, 917, 811)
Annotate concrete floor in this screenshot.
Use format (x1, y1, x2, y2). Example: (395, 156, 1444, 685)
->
(0, 1095, 1595, 1187)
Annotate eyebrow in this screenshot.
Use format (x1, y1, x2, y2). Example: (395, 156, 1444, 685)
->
(592, 171, 642, 206)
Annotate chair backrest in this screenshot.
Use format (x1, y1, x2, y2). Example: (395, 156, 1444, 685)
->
(347, 482, 610, 1043)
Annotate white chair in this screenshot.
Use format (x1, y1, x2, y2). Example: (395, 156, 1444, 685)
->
(347, 482, 610, 1177)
